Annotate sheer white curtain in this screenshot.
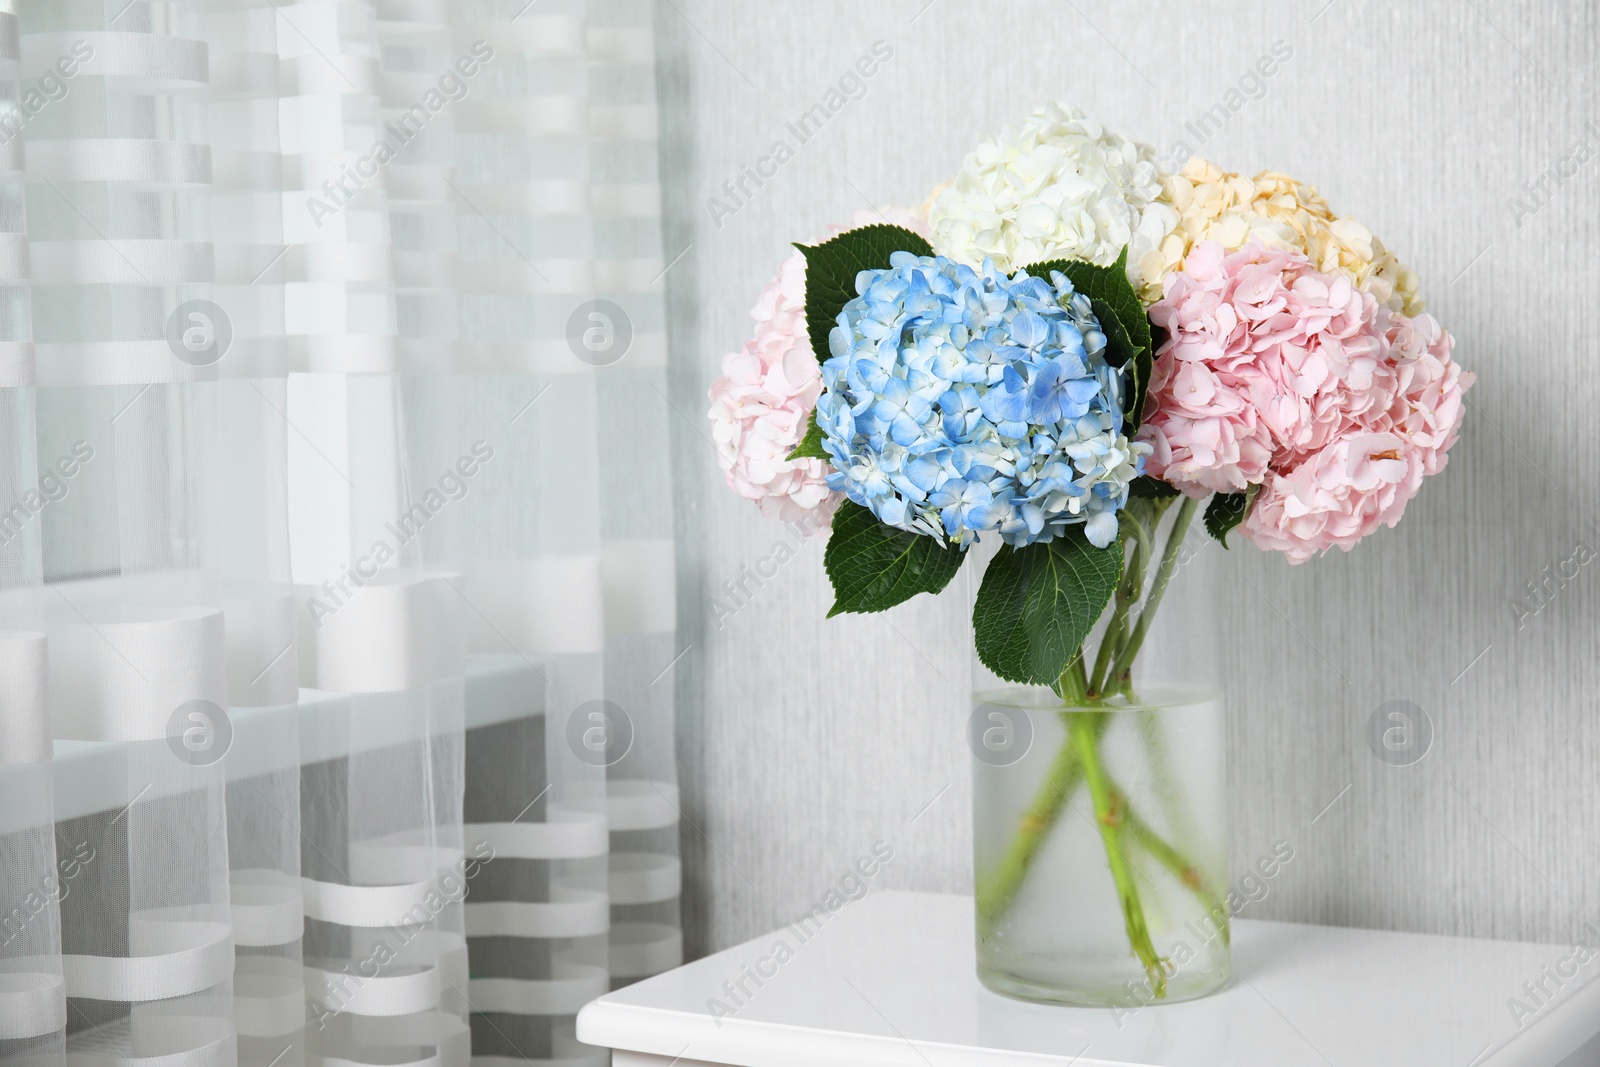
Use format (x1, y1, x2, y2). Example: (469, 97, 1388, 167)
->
(0, 5, 63, 1061)
(0, 3, 681, 1067)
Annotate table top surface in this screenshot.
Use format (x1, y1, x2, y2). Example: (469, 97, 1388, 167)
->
(577, 890, 1600, 1067)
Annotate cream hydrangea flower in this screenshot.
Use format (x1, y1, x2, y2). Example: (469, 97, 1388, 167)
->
(928, 102, 1176, 286)
(1139, 157, 1421, 314)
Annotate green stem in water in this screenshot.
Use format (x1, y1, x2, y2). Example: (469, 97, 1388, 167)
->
(1110, 778, 1230, 949)
(974, 732, 1230, 948)
(976, 499, 1201, 928)
(974, 712, 1110, 926)
(1070, 712, 1168, 998)
(1133, 704, 1209, 916)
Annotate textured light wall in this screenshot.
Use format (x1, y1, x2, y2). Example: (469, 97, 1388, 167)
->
(658, 0, 1600, 957)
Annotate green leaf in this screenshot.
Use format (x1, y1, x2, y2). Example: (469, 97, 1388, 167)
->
(1088, 295, 1146, 430)
(1020, 247, 1154, 431)
(972, 528, 1122, 688)
(823, 501, 964, 617)
(1204, 487, 1259, 548)
(786, 410, 828, 462)
(1128, 476, 1180, 500)
(1088, 296, 1139, 372)
(797, 224, 934, 366)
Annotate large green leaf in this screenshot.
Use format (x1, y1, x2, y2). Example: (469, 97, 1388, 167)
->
(1021, 248, 1153, 431)
(973, 528, 1122, 687)
(786, 409, 827, 462)
(1204, 487, 1259, 548)
(797, 224, 933, 366)
(824, 501, 964, 617)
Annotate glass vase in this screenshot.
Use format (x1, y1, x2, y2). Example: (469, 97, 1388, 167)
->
(966, 496, 1229, 1007)
(971, 685, 1228, 1005)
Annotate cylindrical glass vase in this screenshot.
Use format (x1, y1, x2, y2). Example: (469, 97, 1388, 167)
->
(971, 687, 1228, 1005)
(966, 495, 1228, 1007)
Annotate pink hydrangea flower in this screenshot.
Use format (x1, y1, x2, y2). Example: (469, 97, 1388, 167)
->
(708, 208, 927, 525)
(1378, 310, 1471, 481)
(1242, 432, 1421, 563)
(1139, 241, 1472, 562)
(1140, 242, 1376, 494)
(1243, 311, 1470, 562)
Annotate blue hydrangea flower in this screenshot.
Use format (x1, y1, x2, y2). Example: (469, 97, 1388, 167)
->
(816, 253, 1149, 549)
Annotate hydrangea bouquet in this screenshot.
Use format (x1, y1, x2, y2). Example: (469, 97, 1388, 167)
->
(709, 102, 1471, 1006)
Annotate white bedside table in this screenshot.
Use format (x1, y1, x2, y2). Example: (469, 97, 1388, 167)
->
(578, 891, 1600, 1067)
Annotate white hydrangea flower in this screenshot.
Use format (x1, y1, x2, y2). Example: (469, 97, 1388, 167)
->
(928, 102, 1177, 287)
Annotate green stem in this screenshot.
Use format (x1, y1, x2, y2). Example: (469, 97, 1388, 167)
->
(975, 740, 1229, 950)
(1109, 496, 1199, 695)
(975, 713, 1114, 925)
(1134, 705, 1208, 914)
(1110, 779, 1230, 949)
(1086, 612, 1124, 700)
(978, 499, 1199, 929)
(1070, 712, 1167, 997)
(1088, 517, 1146, 698)
(1053, 651, 1089, 704)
